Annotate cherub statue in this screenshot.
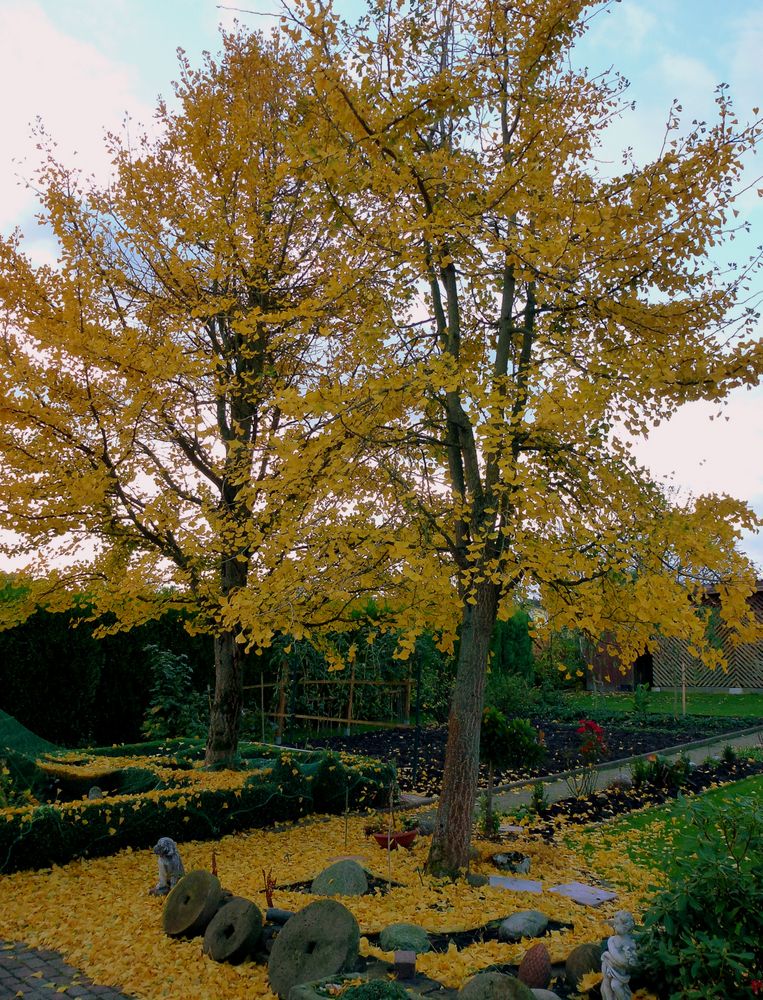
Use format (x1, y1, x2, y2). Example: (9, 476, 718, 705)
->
(148, 837, 185, 896)
(601, 910, 638, 1000)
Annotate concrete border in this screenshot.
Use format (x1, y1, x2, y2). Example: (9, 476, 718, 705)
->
(491, 723, 763, 793)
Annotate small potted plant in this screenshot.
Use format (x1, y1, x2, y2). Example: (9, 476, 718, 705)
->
(366, 784, 419, 849)
(372, 826, 418, 850)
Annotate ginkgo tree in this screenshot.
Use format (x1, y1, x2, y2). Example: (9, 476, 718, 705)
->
(292, 0, 763, 872)
(1, 0, 762, 878)
(0, 30, 437, 765)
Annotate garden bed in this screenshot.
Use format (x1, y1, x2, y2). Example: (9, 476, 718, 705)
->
(0, 807, 654, 1000)
(525, 754, 763, 835)
(298, 717, 760, 796)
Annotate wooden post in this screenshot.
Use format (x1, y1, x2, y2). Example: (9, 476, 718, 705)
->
(345, 662, 356, 736)
(403, 677, 412, 725)
(276, 665, 287, 744)
(681, 655, 687, 717)
(260, 673, 266, 743)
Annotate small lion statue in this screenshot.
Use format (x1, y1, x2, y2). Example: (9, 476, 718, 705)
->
(149, 837, 185, 896)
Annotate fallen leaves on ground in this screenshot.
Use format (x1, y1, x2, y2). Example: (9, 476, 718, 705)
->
(0, 809, 657, 999)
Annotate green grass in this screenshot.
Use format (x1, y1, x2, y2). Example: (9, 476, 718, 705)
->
(564, 689, 763, 720)
(571, 771, 763, 877)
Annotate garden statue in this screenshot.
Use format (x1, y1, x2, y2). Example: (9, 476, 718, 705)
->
(149, 837, 185, 896)
(601, 910, 638, 1000)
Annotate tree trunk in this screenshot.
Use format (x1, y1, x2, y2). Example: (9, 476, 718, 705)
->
(205, 628, 245, 766)
(426, 581, 498, 875)
(205, 554, 248, 767)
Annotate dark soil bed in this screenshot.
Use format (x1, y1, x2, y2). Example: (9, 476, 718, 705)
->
(528, 755, 763, 835)
(297, 717, 759, 796)
(277, 873, 401, 894)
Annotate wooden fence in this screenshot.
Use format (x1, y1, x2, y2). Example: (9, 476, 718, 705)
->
(243, 662, 413, 741)
(653, 586, 763, 691)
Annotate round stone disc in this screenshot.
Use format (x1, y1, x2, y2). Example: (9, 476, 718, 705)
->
(267, 899, 360, 998)
(162, 870, 224, 938)
(203, 896, 263, 963)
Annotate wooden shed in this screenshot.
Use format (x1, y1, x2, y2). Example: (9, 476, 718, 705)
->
(584, 634, 652, 692)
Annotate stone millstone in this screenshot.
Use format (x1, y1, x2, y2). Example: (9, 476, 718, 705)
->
(498, 911, 549, 943)
(517, 943, 551, 989)
(459, 972, 534, 999)
(202, 896, 263, 964)
(311, 859, 369, 897)
(378, 922, 431, 954)
(162, 870, 224, 938)
(267, 899, 360, 998)
(565, 942, 604, 990)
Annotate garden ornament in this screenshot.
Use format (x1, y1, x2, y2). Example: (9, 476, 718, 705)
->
(601, 910, 638, 1000)
(149, 836, 185, 896)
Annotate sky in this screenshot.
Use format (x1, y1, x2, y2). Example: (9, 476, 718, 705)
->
(0, 0, 761, 569)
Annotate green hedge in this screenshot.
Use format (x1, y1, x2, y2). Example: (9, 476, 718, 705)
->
(0, 751, 394, 874)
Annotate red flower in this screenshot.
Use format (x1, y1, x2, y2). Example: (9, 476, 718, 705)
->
(750, 979, 763, 995)
(576, 719, 607, 760)
(577, 719, 604, 736)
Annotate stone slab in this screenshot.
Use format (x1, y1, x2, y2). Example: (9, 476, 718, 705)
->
(399, 793, 438, 806)
(548, 882, 617, 906)
(487, 875, 543, 894)
(498, 824, 526, 836)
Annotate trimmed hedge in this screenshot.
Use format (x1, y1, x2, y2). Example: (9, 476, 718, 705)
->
(0, 750, 394, 874)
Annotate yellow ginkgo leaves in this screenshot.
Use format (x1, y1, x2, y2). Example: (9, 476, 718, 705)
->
(0, 809, 658, 999)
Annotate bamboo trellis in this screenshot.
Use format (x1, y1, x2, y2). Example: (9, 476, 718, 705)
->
(242, 665, 413, 741)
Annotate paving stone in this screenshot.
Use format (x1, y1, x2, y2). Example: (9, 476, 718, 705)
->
(0, 941, 134, 999)
(548, 882, 617, 907)
(488, 876, 543, 894)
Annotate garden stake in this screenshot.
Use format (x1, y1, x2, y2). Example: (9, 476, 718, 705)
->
(344, 784, 349, 848)
(387, 782, 394, 886)
(262, 868, 277, 908)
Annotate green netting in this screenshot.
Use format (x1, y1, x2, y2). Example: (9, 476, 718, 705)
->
(0, 709, 59, 756)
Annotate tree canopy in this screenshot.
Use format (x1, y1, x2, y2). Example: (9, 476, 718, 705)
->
(0, 31, 430, 764)
(1, 0, 762, 871)
(289, 0, 763, 869)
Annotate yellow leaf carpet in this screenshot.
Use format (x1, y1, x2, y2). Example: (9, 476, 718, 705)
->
(0, 810, 658, 999)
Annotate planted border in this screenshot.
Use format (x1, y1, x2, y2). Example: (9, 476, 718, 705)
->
(0, 748, 394, 873)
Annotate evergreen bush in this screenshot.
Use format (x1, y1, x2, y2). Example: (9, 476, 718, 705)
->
(638, 796, 763, 999)
(141, 645, 208, 740)
(0, 749, 393, 873)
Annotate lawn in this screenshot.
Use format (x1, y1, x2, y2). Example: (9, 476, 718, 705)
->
(564, 690, 763, 720)
(570, 770, 763, 880)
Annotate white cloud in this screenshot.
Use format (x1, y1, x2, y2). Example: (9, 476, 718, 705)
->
(657, 51, 717, 97)
(634, 387, 763, 569)
(0, 1, 152, 232)
(589, 1, 658, 59)
(727, 7, 763, 117)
